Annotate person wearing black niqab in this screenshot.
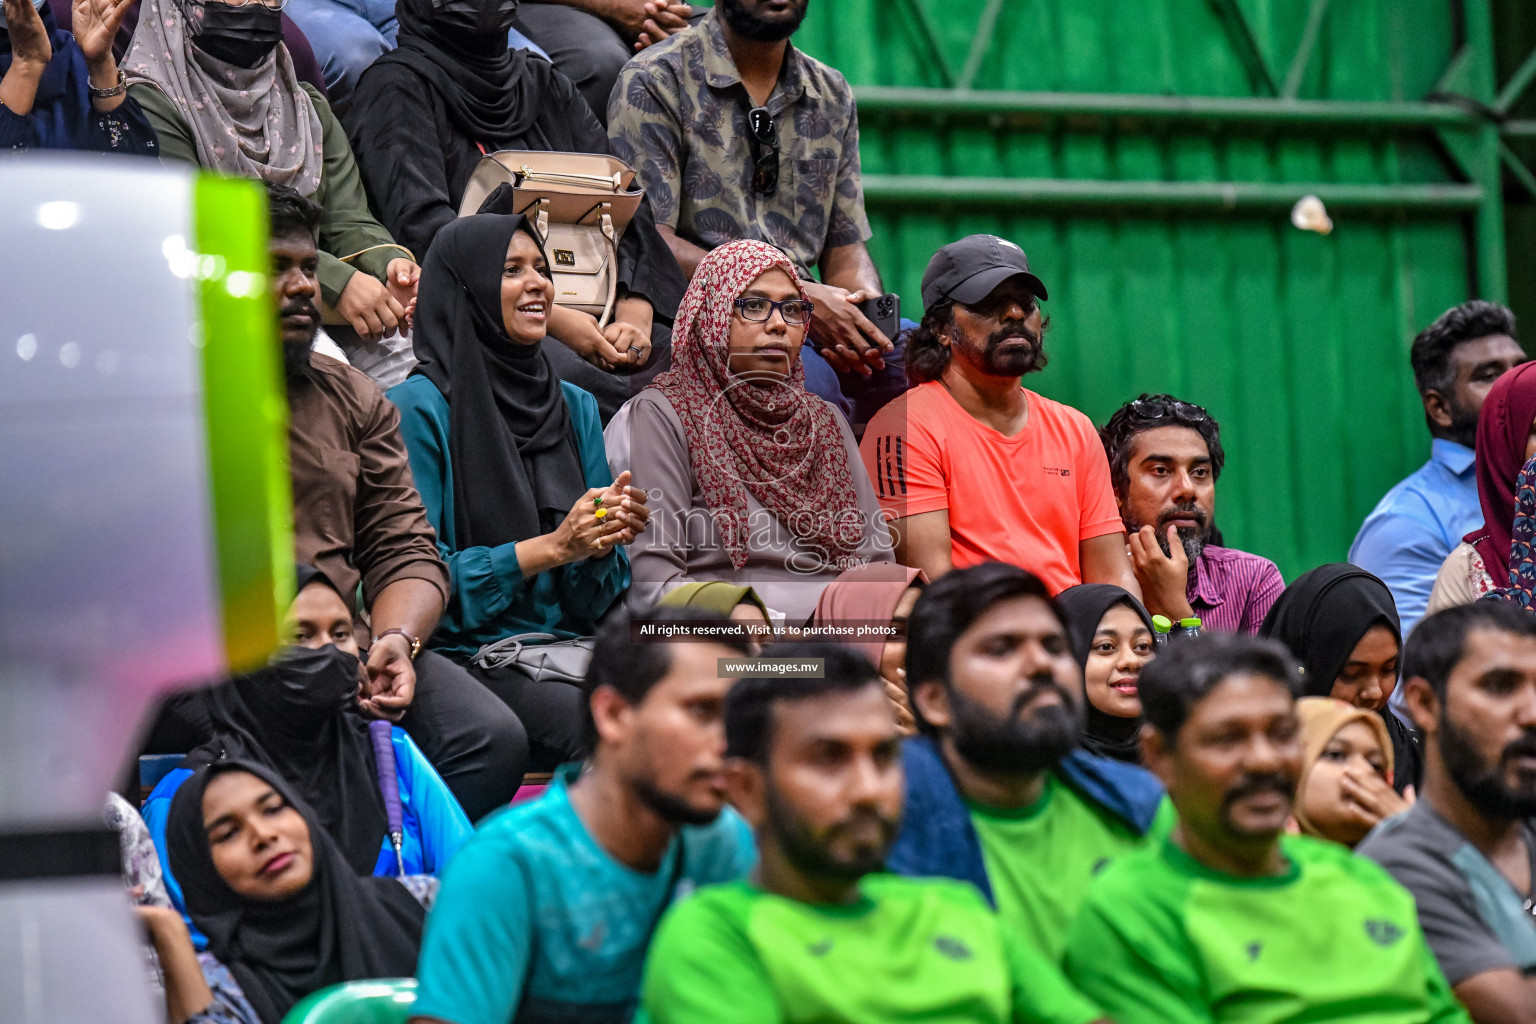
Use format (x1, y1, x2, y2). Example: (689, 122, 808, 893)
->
(166, 760, 426, 1024)
(186, 567, 388, 875)
(1259, 563, 1423, 793)
(344, 0, 686, 419)
(1059, 584, 1156, 764)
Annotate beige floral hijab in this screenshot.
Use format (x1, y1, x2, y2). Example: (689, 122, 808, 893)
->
(124, 0, 322, 195)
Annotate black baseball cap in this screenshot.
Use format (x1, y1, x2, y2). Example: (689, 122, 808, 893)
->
(920, 234, 1049, 309)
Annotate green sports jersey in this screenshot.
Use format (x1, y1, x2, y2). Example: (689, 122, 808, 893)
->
(640, 874, 1103, 1024)
(970, 774, 1176, 961)
(1063, 835, 1471, 1024)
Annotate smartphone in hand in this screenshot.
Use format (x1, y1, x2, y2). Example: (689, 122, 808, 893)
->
(856, 293, 900, 343)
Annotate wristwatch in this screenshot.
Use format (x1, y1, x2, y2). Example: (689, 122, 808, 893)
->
(375, 627, 421, 660)
(88, 68, 128, 100)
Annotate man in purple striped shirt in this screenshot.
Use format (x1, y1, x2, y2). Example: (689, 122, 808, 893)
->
(1100, 395, 1285, 634)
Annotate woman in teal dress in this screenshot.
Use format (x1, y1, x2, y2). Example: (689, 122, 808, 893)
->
(389, 204, 649, 769)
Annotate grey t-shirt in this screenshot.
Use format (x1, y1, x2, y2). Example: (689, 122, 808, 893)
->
(1358, 801, 1536, 986)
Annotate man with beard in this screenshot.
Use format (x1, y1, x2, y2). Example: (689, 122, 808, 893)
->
(1360, 602, 1536, 1022)
(885, 563, 1171, 962)
(608, 0, 903, 427)
(1099, 394, 1283, 633)
(1352, 302, 1524, 645)
(642, 642, 1108, 1024)
(410, 607, 758, 1024)
(861, 236, 1137, 595)
(1067, 633, 1468, 1024)
(143, 184, 527, 823)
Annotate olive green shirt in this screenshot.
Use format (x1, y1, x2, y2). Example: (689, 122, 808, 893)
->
(131, 81, 402, 307)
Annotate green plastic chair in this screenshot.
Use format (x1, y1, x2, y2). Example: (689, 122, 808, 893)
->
(280, 979, 417, 1024)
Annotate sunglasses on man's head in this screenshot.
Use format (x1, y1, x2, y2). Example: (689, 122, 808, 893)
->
(1130, 397, 1210, 425)
(747, 106, 779, 198)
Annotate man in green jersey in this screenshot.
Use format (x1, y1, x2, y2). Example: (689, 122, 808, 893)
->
(641, 642, 1107, 1024)
(887, 562, 1172, 961)
(1064, 633, 1469, 1024)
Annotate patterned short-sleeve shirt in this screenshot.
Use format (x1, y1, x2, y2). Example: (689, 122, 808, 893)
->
(608, 9, 872, 278)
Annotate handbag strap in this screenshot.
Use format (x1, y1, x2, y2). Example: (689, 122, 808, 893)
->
(597, 209, 618, 328)
(644, 835, 686, 947)
(471, 632, 561, 670)
(368, 719, 406, 877)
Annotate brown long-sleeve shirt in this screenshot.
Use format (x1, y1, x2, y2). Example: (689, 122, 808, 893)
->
(288, 353, 449, 611)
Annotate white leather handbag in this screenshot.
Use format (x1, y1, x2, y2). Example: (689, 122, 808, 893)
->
(458, 151, 644, 327)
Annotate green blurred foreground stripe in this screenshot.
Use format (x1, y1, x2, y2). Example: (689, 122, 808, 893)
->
(195, 173, 295, 672)
(281, 979, 417, 1024)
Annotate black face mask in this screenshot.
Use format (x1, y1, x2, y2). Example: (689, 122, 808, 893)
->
(190, 2, 284, 69)
(235, 643, 361, 733)
(433, 0, 519, 44)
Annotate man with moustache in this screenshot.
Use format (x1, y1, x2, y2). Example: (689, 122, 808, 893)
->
(609, 0, 902, 426)
(1066, 633, 1468, 1024)
(886, 563, 1171, 962)
(1352, 303, 1525, 645)
(1360, 602, 1536, 1023)
(862, 236, 1138, 594)
(642, 642, 1108, 1024)
(411, 607, 758, 1024)
(144, 184, 526, 822)
(1099, 394, 1284, 633)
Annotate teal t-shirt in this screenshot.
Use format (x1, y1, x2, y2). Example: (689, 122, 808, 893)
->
(411, 766, 757, 1024)
(1063, 834, 1471, 1024)
(970, 773, 1176, 961)
(640, 874, 1103, 1024)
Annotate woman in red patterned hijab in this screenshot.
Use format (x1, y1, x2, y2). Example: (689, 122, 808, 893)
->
(626, 240, 891, 625)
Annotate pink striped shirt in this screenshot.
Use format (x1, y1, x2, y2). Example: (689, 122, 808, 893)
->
(1189, 545, 1286, 635)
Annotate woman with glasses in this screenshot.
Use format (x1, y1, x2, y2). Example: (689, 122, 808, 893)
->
(388, 208, 649, 772)
(123, 0, 421, 348)
(0, 0, 157, 151)
(624, 239, 892, 627)
(343, 0, 684, 421)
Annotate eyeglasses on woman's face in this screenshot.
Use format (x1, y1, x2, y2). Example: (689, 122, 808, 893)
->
(733, 296, 814, 325)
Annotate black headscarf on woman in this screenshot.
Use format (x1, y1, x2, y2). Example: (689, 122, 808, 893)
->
(380, 0, 538, 147)
(1058, 584, 1154, 764)
(1259, 562, 1421, 792)
(166, 760, 425, 1024)
(185, 566, 387, 876)
(410, 210, 587, 546)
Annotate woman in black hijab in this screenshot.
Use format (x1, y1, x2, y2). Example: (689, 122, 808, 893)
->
(344, 0, 686, 418)
(165, 760, 427, 1024)
(387, 210, 650, 768)
(1259, 563, 1423, 793)
(142, 565, 470, 917)
(1058, 584, 1156, 764)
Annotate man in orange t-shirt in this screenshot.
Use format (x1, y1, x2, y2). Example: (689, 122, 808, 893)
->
(859, 235, 1138, 596)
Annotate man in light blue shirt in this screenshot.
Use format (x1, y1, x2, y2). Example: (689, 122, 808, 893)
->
(1351, 301, 1524, 657)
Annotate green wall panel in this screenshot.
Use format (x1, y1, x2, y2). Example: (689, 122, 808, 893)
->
(781, 0, 1483, 581)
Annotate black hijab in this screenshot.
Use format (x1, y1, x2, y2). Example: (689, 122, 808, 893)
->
(1058, 584, 1154, 764)
(411, 209, 587, 546)
(378, 0, 547, 148)
(1259, 562, 1422, 792)
(186, 566, 387, 875)
(1258, 564, 1400, 698)
(166, 760, 425, 1024)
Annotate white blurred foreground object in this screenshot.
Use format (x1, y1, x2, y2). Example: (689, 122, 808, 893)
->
(1291, 194, 1334, 235)
(0, 156, 290, 1023)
